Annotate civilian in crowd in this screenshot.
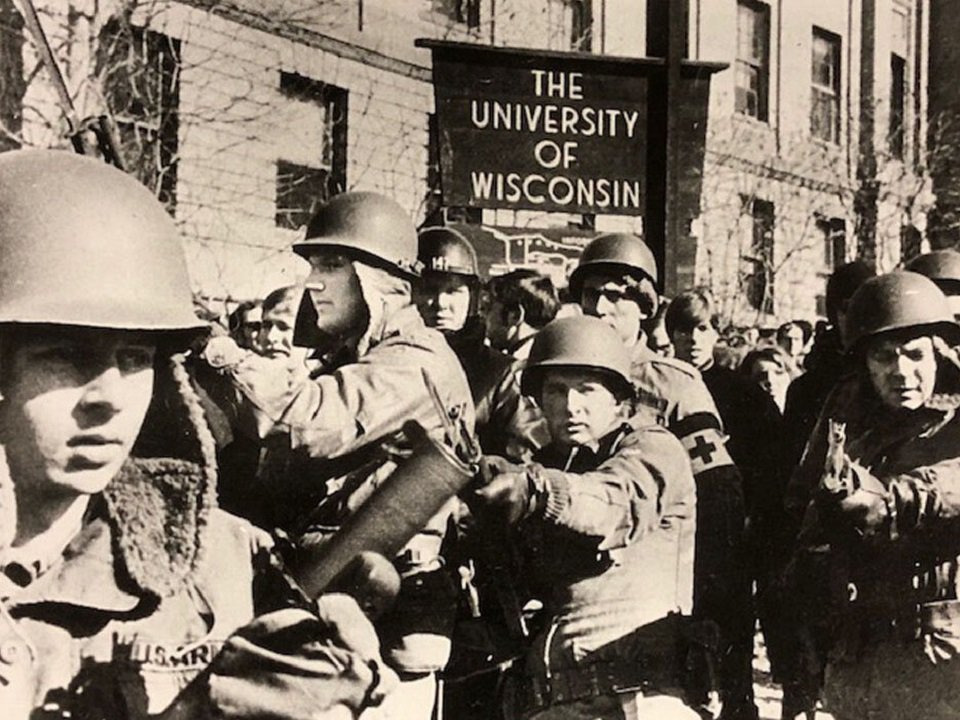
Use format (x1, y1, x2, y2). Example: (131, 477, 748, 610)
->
(484, 269, 560, 361)
(228, 299, 263, 351)
(776, 322, 807, 370)
(666, 290, 783, 531)
(258, 286, 307, 364)
(782, 262, 874, 473)
(741, 346, 793, 413)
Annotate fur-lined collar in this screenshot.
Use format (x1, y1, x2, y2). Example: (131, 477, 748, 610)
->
(4, 354, 218, 601)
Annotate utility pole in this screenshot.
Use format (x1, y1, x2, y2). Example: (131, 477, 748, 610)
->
(646, 0, 691, 295)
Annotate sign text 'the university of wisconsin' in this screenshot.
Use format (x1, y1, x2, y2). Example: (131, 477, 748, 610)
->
(422, 42, 651, 216)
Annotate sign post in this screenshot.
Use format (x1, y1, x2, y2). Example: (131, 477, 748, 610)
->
(417, 38, 724, 286)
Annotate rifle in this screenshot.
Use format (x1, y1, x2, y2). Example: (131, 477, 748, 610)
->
(14, 0, 126, 168)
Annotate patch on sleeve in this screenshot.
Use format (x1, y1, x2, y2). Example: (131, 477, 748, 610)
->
(679, 428, 734, 475)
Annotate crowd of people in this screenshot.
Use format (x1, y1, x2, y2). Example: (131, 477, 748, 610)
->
(4, 147, 960, 720)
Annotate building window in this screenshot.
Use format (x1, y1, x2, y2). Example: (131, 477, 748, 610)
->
(811, 27, 841, 144)
(890, 53, 906, 159)
(0, 0, 24, 152)
(735, 0, 769, 121)
(571, 0, 592, 52)
(742, 197, 775, 314)
(98, 20, 180, 208)
(818, 216, 846, 270)
(275, 72, 347, 231)
(433, 0, 480, 29)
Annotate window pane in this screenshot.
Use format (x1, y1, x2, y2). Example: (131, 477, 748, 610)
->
(736, 1, 768, 121)
(811, 29, 840, 142)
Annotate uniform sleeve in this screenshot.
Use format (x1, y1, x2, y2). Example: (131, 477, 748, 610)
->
(239, 335, 474, 459)
(527, 430, 694, 551)
(847, 457, 960, 540)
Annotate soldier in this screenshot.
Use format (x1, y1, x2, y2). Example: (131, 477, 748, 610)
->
(906, 248, 960, 320)
(569, 233, 753, 720)
(782, 271, 960, 720)
(0, 150, 395, 719)
(222, 192, 475, 720)
(468, 316, 698, 719)
(414, 226, 546, 459)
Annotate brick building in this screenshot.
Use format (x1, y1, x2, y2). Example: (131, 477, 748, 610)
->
(0, 0, 935, 325)
(690, 0, 931, 326)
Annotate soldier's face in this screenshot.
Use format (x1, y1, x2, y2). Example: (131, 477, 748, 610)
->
(580, 276, 644, 346)
(300, 250, 369, 351)
(539, 368, 623, 448)
(0, 327, 155, 502)
(415, 273, 472, 332)
(866, 334, 937, 410)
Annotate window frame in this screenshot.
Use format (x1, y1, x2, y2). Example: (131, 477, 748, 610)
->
(889, 52, 906, 159)
(810, 26, 842, 144)
(735, 0, 770, 122)
(274, 71, 348, 231)
(432, 0, 481, 30)
(741, 196, 776, 315)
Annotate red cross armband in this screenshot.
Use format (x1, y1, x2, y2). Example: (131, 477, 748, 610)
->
(673, 412, 734, 476)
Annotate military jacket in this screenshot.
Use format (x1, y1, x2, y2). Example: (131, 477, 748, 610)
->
(519, 423, 696, 683)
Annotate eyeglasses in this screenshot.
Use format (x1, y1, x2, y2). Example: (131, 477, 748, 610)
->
(582, 286, 631, 305)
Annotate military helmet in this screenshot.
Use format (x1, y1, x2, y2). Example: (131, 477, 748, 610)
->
(844, 271, 960, 351)
(294, 192, 421, 279)
(521, 316, 634, 399)
(418, 226, 480, 278)
(568, 232, 659, 301)
(0, 149, 203, 335)
(905, 249, 960, 292)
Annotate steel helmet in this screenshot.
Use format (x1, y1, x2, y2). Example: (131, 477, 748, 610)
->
(521, 316, 634, 399)
(0, 149, 203, 334)
(568, 232, 659, 301)
(905, 249, 960, 292)
(844, 271, 960, 351)
(293, 191, 421, 279)
(418, 226, 480, 278)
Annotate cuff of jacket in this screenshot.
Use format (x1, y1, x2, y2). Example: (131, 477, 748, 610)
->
(529, 466, 570, 524)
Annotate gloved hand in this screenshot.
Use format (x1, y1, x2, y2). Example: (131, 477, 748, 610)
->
(834, 487, 888, 535)
(818, 460, 889, 536)
(469, 467, 536, 525)
(228, 352, 310, 438)
(207, 600, 398, 720)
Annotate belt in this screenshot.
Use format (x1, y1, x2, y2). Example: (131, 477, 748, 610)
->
(517, 653, 677, 716)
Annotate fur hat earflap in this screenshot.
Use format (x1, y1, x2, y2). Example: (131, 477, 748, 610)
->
(103, 353, 218, 598)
